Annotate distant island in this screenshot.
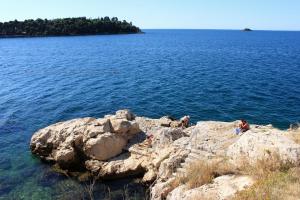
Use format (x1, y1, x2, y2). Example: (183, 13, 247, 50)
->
(0, 17, 141, 37)
(243, 28, 252, 31)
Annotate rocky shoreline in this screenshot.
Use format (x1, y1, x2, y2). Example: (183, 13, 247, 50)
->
(30, 110, 300, 200)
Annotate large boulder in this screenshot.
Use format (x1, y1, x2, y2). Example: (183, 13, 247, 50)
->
(30, 117, 96, 160)
(30, 110, 141, 169)
(83, 133, 127, 161)
(85, 153, 148, 180)
(227, 126, 300, 166)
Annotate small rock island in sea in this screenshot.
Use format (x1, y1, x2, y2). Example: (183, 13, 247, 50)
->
(30, 109, 300, 200)
(243, 28, 252, 31)
(0, 17, 141, 37)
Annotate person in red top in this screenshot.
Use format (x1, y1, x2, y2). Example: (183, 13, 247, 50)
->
(240, 119, 250, 132)
(236, 119, 250, 135)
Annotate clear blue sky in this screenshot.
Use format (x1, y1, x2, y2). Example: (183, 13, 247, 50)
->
(0, 0, 299, 30)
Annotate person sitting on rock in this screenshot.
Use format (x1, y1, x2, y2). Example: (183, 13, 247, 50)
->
(236, 119, 250, 135)
(180, 116, 190, 128)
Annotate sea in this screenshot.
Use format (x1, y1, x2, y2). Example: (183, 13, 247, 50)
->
(0, 30, 299, 199)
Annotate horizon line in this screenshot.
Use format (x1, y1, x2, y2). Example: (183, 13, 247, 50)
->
(141, 28, 300, 32)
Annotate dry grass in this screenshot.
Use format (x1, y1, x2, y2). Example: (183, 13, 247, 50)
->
(162, 158, 238, 199)
(233, 167, 300, 200)
(165, 152, 299, 199)
(289, 129, 300, 144)
(238, 152, 295, 179)
(288, 123, 300, 144)
(173, 158, 237, 190)
(233, 152, 299, 200)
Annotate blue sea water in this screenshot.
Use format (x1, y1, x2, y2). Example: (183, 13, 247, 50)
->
(0, 30, 300, 199)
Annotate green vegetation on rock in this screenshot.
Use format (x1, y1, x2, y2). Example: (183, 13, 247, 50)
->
(0, 17, 141, 37)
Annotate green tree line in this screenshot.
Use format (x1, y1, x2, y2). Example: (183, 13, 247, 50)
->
(0, 17, 141, 37)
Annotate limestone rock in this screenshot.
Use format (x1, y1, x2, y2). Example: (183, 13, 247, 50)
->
(84, 159, 103, 173)
(170, 121, 182, 128)
(30, 117, 96, 159)
(110, 118, 141, 138)
(82, 118, 112, 142)
(115, 109, 135, 120)
(142, 168, 157, 182)
(150, 178, 176, 200)
(152, 147, 173, 169)
(83, 133, 127, 161)
(152, 128, 187, 148)
(135, 116, 161, 133)
(167, 175, 254, 200)
(158, 148, 189, 180)
(30, 112, 300, 200)
(30, 110, 140, 169)
(135, 116, 181, 134)
(53, 147, 77, 168)
(85, 153, 147, 179)
(158, 116, 173, 127)
(227, 127, 300, 166)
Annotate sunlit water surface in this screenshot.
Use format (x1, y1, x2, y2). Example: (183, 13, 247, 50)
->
(0, 30, 300, 199)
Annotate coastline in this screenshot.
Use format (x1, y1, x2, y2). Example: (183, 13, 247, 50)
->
(0, 32, 144, 39)
(30, 109, 300, 200)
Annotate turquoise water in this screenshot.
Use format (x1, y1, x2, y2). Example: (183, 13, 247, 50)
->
(0, 30, 300, 199)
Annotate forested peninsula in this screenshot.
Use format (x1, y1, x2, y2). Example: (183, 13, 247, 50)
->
(0, 17, 141, 37)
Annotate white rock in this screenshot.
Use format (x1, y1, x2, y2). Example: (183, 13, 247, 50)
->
(152, 128, 187, 148)
(30, 117, 96, 158)
(115, 109, 135, 120)
(54, 147, 76, 168)
(84, 132, 127, 161)
(142, 168, 157, 182)
(167, 175, 254, 200)
(30, 110, 140, 168)
(158, 116, 173, 127)
(227, 128, 300, 166)
(85, 153, 147, 179)
(110, 118, 141, 138)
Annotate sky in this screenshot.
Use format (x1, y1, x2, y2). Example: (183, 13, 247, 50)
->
(0, 0, 299, 30)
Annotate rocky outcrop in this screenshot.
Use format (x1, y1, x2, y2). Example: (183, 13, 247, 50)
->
(227, 126, 300, 167)
(30, 110, 141, 169)
(30, 110, 300, 200)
